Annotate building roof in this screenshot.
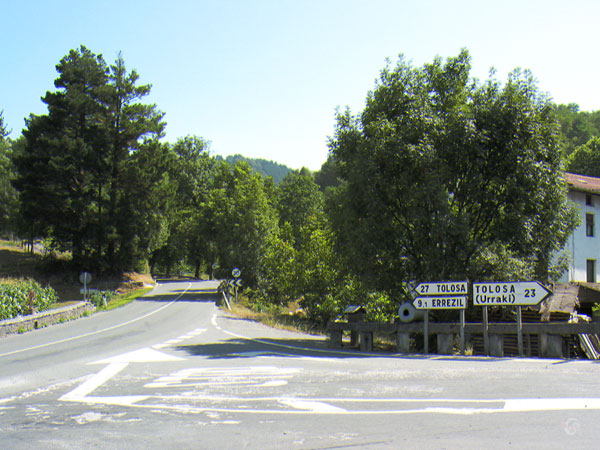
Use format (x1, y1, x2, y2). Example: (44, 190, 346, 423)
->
(564, 172, 600, 194)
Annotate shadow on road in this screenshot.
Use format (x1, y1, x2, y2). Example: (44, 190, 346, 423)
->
(173, 337, 436, 360)
(138, 291, 219, 303)
(137, 280, 220, 302)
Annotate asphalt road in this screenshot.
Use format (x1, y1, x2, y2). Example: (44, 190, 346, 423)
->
(2, 280, 600, 449)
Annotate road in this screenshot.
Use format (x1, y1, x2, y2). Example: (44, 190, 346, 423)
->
(2, 280, 600, 449)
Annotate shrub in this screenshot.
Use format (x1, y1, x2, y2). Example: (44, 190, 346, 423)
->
(89, 290, 116, 309)
(0, 279, 58, 320)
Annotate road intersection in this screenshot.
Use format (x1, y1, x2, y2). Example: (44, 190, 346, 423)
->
(2, 280, 600, 448)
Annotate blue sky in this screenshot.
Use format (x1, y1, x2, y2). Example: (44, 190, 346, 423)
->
(2, 0, 599, 170)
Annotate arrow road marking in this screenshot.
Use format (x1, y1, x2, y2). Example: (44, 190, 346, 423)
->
(60, 362, 131, 402)
(60, 347, 184, 404)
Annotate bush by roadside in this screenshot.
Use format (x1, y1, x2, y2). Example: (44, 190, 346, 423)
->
(0, 279, 57, 320)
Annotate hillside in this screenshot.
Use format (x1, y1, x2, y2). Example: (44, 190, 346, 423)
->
(0, 240, 153, 303)
(219, 154, 293, 184)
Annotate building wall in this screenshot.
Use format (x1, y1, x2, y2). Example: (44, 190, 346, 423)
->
(561, 190, 600, 282)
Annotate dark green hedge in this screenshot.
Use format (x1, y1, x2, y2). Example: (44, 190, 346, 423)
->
(0, 280, 57, 320)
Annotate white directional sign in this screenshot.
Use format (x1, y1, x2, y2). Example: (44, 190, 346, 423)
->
(472, 281, 551, 306)
(415, 281, 468, 297)
(413, 296, 467, 310)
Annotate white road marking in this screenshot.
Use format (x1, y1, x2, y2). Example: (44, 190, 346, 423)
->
(211, 314, 220, 329)
(503, 398, 600, 412)
(90, 347, 184, 365)
(151, 328, 207, 350)
(152, 343, 168, 349)
(0, 283, 193, 359)
(51, 396, 600, 415)
(145, 366, 299, 389)
(279, 398, 347, 413)
(60, 348, 185, 403)
(61, 362, 130, 401)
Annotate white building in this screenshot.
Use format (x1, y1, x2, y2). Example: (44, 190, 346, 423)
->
(561, 172, 600, 283)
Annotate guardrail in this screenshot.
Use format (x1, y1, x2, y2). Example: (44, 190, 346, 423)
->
(327, 321, 600, 358)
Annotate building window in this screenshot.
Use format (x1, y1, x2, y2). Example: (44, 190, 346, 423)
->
(586, 213, 595, 237)
(588, 259, 596, 283)
(587, 194, 594, 206)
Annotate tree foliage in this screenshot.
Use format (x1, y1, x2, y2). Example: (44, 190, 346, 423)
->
(555, 103, 600, 156)
(222, 154, 292, 184)
(0, 112, 19, 235)
(276, 168, 324, 249)
(328, 50, 577, 304)
(150, 136, 215, 277)
(12, 46, 166, 272)
(566, 137, 600, 178)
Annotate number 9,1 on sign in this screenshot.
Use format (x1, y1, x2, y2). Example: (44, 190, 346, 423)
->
(413, 296, 467, 310)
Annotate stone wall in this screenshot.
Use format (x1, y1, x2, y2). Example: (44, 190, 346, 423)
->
(0, 302, 96, 337)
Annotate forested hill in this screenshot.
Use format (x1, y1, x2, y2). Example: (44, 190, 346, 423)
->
(218, 154, 292, 184)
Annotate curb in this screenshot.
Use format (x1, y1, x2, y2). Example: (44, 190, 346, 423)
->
(0, 301, 96, 337)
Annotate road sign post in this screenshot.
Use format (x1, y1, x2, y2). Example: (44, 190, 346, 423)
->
(483, 306, 489, 355)
(231, 268, 241, 302)
(460, 309, 466, 356)
(473, 281, 552, 357)
(517, 306, 524, 357)
(424, 311, 429, 354)
(413, 281, 468, 354)
(79, 272, 92, 302)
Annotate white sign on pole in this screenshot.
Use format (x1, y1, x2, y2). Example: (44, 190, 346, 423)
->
(414, 281, 468, 297)
(413, 296, 467, 310)
(232, 268, 241, 278)
(472, 281, 551, 306)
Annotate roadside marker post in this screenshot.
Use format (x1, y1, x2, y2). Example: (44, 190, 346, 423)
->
(79, 271, 92, 302)
(232, 268, 242, 303)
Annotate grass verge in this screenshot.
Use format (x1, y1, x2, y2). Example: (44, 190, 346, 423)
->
(100, 287, 154, 311)
(228, 297, 325, 336)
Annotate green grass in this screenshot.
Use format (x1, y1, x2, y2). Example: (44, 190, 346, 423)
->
(102, 287, 153, 311)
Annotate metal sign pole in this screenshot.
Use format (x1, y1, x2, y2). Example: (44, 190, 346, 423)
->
(483, 306, 489, 355)
(424, 310, 429, 354)
(517, 306, 524, 357)
(460, 309, 465, 356)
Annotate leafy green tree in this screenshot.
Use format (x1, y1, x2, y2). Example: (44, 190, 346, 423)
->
(314, 154, 341, 191)
(555, 104, 600, 156)
(0, 111, 8, 138)
(0, 112, 19, 236)
(103, 53, 166, 269)
(254, 224, 299, 305)
(566, 137, 600, 177)
(116, 140, 175, 272)
(14, 46, 110, 264)
(276, 168, 324, 249)
(328, 50, 577, 305)
(153, 136, 216, 277)
(223, 154, 291, 184)
(201, 161, 279, 284)
(13, 46, 167, 272)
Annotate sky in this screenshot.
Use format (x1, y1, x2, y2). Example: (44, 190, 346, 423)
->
(2, 0, 600, 170)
